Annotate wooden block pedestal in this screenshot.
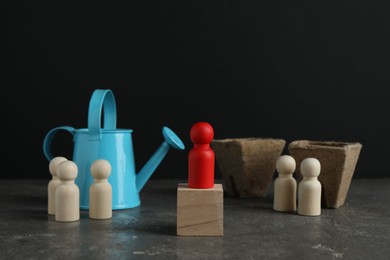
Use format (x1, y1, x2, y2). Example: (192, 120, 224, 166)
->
(177, 183, 223, 237)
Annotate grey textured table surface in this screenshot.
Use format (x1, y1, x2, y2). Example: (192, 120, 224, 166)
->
(0, 179, 389, 259)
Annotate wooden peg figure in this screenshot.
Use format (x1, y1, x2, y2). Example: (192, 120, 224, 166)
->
(188, 122, 215, 189)
(177, 121, 223, 236)
(48, 156, 68, 215)
(298, 158, 322, 216)
(89, 159, 112, 220)
(273, 155, 297, 212)
(55, 161, 80, 222)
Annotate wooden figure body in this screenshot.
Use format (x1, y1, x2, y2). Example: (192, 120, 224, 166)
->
(89, 159, 112, 220)
(273, 155, 297, 212)
(298, 158, 322, 216)
(48, 156, 67, 215)
(188, 122, 215, 189)
(55, 161, 80, 222)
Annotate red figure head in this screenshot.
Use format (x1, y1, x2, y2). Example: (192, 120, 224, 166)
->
(190, 122, 214, 145)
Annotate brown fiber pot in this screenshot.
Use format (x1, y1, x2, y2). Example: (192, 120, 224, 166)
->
(211, 138, 286, 198)
(288, 140, 362, 208)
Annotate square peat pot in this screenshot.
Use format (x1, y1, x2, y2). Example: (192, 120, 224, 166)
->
(288, 140, 362, 208)
(211, 138, 286, 198)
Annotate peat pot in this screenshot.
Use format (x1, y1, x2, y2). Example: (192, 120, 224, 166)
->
(211, 138, 286, 198)
(288, 140, 362, 208)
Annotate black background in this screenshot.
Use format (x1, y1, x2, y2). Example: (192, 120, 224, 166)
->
(3, 1, 390, 180)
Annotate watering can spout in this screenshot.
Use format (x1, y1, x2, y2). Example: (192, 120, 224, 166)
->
(136, 126, 185, 192)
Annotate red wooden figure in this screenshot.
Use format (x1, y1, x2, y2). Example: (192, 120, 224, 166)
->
(188, 122, 215, 188)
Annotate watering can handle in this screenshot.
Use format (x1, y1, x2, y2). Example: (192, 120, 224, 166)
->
(42, 126, 75, 161)
(88, 89, 117, 141)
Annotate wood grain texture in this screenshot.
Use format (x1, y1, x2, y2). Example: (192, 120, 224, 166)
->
(177, 183, 223, 236)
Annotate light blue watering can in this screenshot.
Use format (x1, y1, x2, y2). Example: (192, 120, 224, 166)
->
(43, 89, 185, 210)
